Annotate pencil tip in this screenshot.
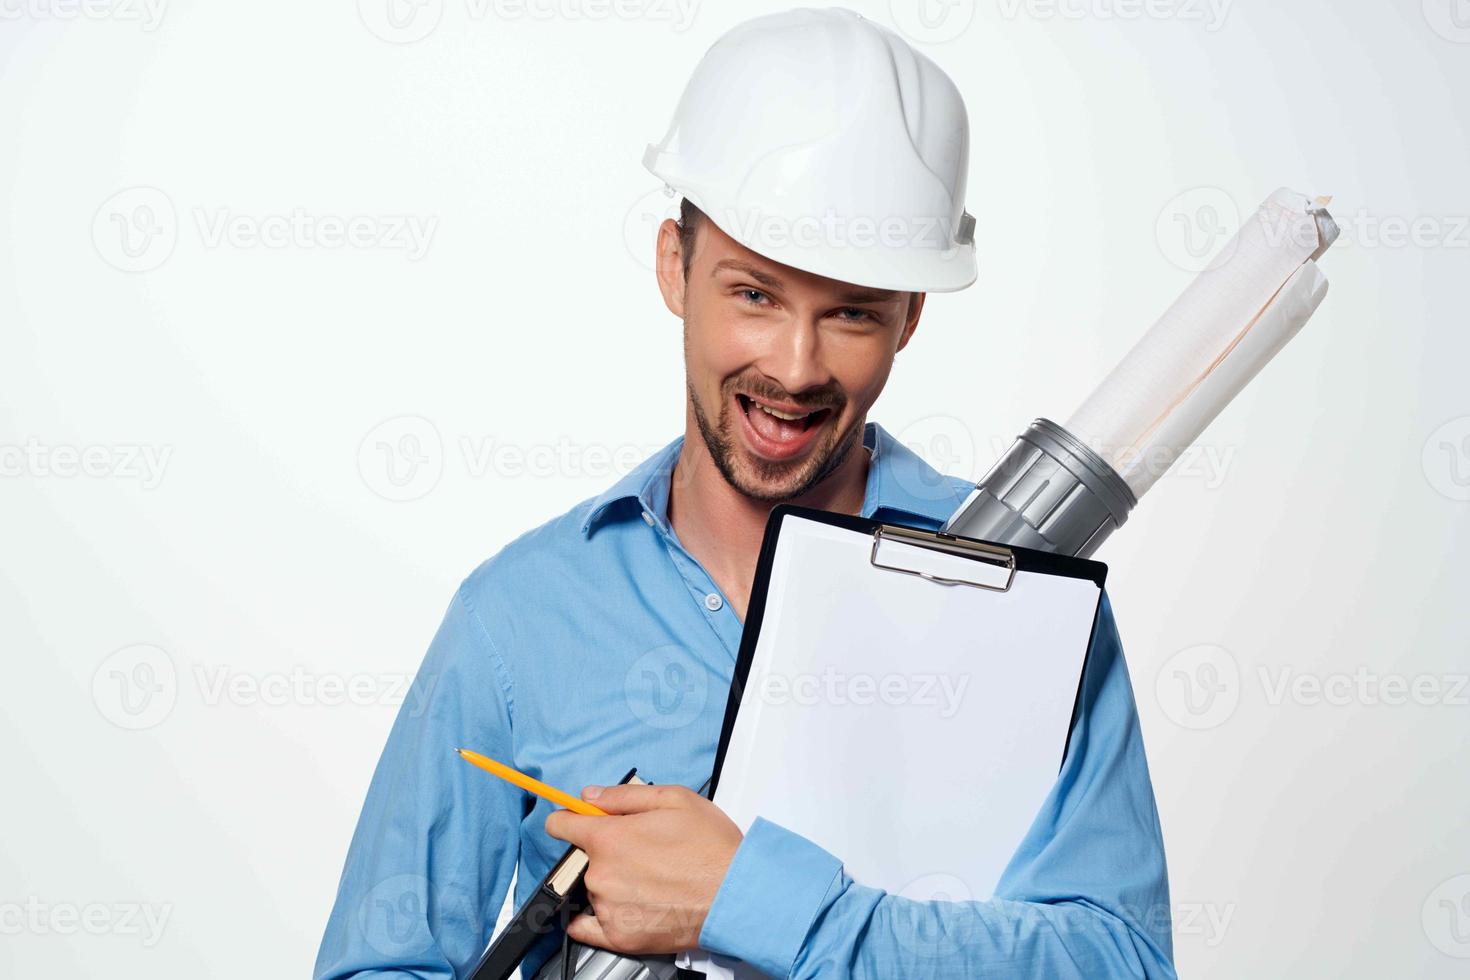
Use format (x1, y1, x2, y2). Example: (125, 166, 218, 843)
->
(454, 747, 464, 756)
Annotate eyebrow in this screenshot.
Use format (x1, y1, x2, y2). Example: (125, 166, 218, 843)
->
(710, 258, 898, 305)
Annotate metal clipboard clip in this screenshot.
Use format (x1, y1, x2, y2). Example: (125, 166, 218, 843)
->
(869, 524, 1016, 592)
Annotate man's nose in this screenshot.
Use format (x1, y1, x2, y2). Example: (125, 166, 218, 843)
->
(761, 316, 829, 396)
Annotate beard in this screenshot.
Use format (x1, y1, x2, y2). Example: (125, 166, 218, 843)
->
(688, 370, 863, 503)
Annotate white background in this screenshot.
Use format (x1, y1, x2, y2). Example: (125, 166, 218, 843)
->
(2, 0, 1468, 976)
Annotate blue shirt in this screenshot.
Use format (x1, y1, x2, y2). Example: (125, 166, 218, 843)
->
(314, 423, 1175, 979)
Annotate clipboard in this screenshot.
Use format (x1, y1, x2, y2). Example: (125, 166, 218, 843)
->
(685, 505, 1108, 979)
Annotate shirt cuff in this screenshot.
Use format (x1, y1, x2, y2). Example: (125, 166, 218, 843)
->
(699, 817, 843, 978)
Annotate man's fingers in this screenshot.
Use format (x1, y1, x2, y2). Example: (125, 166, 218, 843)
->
(543, 809, 601, 848)
(583, 783, 688, 815)
(565, 911, 612, 949)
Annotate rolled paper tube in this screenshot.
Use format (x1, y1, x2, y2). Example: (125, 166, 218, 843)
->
(1064, 188, 1337, 499)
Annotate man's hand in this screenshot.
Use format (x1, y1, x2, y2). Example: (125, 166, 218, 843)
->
(544, 784, 743, 955)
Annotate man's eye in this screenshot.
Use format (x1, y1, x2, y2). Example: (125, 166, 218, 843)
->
(835, 308, 874, 322)
(739, 288, 770, 305)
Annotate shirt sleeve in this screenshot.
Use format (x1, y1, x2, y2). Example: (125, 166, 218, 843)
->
(698, 591, 1176, 979)
(313, 583, 524, 979)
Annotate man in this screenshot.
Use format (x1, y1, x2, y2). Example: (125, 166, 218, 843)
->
(316, 9, 1174, 978)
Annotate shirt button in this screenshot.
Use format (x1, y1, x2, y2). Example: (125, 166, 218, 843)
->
(704, 592, 724, 611)
(642, 511, 655, 526)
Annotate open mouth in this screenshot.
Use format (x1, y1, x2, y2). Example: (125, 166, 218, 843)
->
(735, 393, 833, 461)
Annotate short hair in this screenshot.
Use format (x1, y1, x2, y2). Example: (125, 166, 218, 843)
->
(676, 196, 703, 282)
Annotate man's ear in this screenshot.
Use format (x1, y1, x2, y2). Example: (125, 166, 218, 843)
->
(896, 291, 925, 352)
(654, 218, 688, 318)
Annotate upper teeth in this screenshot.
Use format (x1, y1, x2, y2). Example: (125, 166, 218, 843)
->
(755, 402, 809, 421)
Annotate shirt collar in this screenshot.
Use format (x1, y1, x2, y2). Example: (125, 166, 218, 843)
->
(579, 422, 968, 537)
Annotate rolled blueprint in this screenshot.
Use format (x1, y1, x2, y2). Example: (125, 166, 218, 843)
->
(944, 188, 1338, 556)
(1064, 188, 1337, 499)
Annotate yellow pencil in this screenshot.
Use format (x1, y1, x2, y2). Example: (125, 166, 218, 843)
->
(455, 748, 609, 817)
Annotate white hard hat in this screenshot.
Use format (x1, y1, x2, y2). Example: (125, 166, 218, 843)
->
(643, 7, 977, 293)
